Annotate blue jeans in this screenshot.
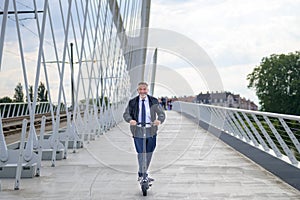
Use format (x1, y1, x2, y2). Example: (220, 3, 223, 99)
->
(134, 135, 157, 177)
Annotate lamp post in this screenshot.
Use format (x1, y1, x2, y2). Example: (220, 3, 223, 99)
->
(70, 43, 74, 111)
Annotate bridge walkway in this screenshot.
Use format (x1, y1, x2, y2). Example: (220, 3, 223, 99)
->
(1, 111, 299, 199)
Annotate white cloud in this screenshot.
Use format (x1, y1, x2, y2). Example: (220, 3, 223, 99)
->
(150, 0, 300, 105)
(1, 0, 299, 107)
(217, 63, 259, 104)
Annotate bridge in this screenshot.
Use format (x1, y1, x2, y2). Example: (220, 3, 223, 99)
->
(0, 0, 300, 199)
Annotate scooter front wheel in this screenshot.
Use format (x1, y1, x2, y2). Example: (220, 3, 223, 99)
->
(142, 185, 147, 196)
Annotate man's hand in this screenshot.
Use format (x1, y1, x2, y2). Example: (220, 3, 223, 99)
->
(153, 120, 161, 126)
(129, 120, 137, 125)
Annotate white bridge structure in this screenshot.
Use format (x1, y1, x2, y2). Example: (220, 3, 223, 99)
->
(0, 0, 151, 190)
(0, 0, 300, 198)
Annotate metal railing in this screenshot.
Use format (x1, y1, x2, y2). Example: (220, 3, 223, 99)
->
(173, 101, 300, 167)
(0, 102, 67, 119)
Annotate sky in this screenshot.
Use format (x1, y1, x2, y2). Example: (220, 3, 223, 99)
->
(149, 0, 300, 105)
(1, 0, 300, 107)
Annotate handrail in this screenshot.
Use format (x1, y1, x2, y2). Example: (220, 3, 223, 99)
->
(173, 101, 300, 167)
(190, 101, 300, 121)
(0, 102, 67, 119)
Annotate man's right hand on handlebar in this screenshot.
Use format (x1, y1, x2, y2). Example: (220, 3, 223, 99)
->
(130, 120, 137, 126)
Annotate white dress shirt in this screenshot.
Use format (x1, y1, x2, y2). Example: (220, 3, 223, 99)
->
(138, 96, 151, 127)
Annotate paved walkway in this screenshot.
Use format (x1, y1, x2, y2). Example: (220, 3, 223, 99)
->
(1, 111, 300, 199)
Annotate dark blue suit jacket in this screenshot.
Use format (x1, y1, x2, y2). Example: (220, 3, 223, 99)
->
(123, 95, 165, 136)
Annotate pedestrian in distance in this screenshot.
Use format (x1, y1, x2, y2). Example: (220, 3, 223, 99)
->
(161, 96, 167, 110)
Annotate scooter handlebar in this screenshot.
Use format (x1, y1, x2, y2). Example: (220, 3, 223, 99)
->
(136, 122, 153, 127)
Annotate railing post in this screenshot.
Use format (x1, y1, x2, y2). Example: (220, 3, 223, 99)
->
(21, 103, 26, 117)
(216, 108, 240, 138)
(242, 112, 269, 151)
(235, 112, 259, 146)
(16, 103, 21, 117)
(36, 116, 46, 177)
(251, 114, 282, 157)
(0, 116, 8, 162)
(263, 116, 298, 165)
(229, 111, 250, 142)
(279, 118, 300, 155)
(14, 119, 28, 190)
(225, 112, 243, 139)
(7, 104, 12, 118)
(12, 104, 16, 118)
(64, 113, 71, 159)
(25, 104, 29, 116)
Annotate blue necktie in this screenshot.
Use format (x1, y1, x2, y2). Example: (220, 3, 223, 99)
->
(141, 99, 146, 126)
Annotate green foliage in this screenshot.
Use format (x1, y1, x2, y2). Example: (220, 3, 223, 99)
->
(80, 96, 109, 108)
(37, 82, 48, 102)
(97, 96, 109, 107)
(2, 82, 48, 103)
(247, 52, 300, 115)
(0, 96, 13, 103)
(13, 82, 24, 102)
(26, 85, 33, 102)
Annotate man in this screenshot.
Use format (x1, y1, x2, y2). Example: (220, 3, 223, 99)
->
(123, 82, 165, 181)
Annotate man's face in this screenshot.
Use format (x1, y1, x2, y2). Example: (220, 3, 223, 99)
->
(138, 85, 148, 98)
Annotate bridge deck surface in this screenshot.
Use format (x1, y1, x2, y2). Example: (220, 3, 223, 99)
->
(1, 111, 299, 199)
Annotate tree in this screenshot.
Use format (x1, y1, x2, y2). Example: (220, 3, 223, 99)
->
(0, 96, 13, 103)
(37, 82, 48, 102)
(247, 51, 300, 115)
(26, 85, 33, 102)
(13, 82, 24, 102)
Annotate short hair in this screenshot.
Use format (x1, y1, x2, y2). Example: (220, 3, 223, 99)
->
(137, 82, 148, 88)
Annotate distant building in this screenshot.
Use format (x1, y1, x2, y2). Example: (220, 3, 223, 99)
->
(195, 91, 258, 111)
(173, 96, 195, 103)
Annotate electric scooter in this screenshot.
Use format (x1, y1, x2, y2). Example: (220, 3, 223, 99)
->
(137, 122, 153, 196)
